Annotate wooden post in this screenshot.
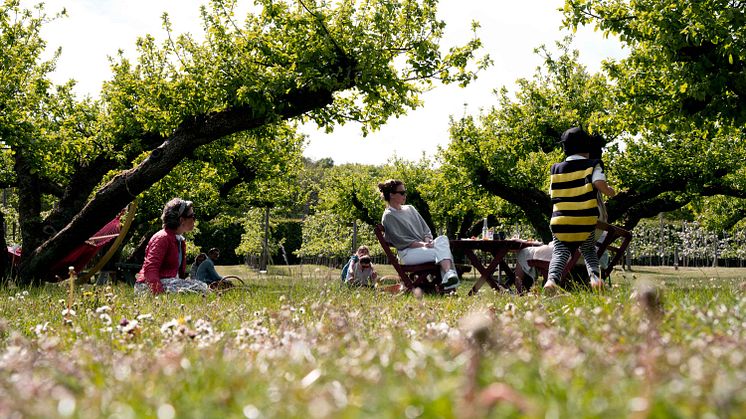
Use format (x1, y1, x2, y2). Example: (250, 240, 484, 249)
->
(260, 206, 270, 272)
(0, 200, 4, 237)
(712, 233, 718, 268)
(352, 220, 358, 254)
(658, 213, 664, 267)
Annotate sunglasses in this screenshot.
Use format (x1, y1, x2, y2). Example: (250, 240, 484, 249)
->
(391, 190, 407, 195)
(183, 213, 196, 219)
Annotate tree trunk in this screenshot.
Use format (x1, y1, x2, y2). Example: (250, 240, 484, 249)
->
(15, 152, 44, 254)
(125, 232, 152, 265)
(0, 210, 9, 278)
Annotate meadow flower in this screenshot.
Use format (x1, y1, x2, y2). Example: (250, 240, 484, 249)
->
(301, 368, 321, 387)
(160, 319, 180, 334)
(242, 404, 260, 419)
(61, 309, 76, 317)
(32, 322, 50, 337)
(118, 319, 140, 335)
(460, 311, 493, 346)
(99, 313, 112, 326)
(95, 305, 111, 313)
(57, 396, 76, 417)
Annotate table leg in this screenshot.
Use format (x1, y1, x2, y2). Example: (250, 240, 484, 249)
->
(467, 248, 510, 295)
(500, 260, 526, 294)
(465, 250, 488, 296)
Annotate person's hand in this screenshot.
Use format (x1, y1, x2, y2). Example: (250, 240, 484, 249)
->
(424, 239, 434, 248)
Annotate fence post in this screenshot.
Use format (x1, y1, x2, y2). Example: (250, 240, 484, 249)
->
(625, 246, 632, 271)
(260, 206, 270, 272)
(352, 219, 358, 254)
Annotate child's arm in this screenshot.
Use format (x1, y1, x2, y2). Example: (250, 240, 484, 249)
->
(346, 261, 355, 282)
(593, 179, 616, 198)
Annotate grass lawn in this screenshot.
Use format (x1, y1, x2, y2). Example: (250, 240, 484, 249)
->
(1, 265, 745, 418)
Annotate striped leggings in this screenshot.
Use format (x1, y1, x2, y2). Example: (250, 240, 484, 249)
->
(548, 233, 599, 281)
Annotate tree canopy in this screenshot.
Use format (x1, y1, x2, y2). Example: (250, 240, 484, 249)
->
(563, 0, 746, 130)
(1, 0, 488, 283)
(439, 35, 746, 242)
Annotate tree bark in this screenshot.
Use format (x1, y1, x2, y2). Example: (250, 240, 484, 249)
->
(125, 231, 152, 265)
(475, 168, 553, 242)
(218, 161, 258, 198)
(0, 210, 9, 277)
(15, 151, 44, 254)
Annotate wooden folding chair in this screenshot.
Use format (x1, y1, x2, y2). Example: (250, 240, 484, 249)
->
(595, 221, 633, 281)
(530, 221, 632, 287)
(374, 224, 443, 294)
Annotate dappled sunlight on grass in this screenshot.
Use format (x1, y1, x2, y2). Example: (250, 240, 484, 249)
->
(1, 266, 745, 417)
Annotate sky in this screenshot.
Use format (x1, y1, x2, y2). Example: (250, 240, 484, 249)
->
(38, 0, 626, 165)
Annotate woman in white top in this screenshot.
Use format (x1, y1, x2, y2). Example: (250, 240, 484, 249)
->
(378, 179, 459, 291)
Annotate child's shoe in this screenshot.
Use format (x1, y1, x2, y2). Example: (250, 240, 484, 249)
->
(441, 270, 460, 291)
(589, 274, 604, 291)
(543, 278, 559, 295)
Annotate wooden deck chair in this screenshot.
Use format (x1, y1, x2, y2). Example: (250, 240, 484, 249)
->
(529, 221, 632, 287)
(374, 224, 443, 294)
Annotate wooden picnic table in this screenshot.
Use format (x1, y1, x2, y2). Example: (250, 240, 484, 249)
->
(450, 239, 543, 295)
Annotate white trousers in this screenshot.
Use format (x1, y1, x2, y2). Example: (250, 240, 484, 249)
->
(398, 235, 453, 270)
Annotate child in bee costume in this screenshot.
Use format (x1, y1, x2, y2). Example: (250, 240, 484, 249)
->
(544, 127, 616, 292)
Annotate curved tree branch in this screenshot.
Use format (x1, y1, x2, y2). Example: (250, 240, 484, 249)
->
(21, 81, 348, 282)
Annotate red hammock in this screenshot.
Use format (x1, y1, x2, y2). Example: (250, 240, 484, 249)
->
(49, 216, 122, 279)
(7, 216, 121, 279)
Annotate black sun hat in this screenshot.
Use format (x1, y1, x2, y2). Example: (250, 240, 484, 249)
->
(559, 127, 592, 156)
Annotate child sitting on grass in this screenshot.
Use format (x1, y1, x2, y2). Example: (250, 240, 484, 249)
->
(344, 245, 378, 287)
(346, 255, 378, 287)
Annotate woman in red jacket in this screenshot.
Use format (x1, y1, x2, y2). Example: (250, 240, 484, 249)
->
(134, 198, 208, 295)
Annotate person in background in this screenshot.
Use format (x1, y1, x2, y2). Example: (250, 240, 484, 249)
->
(189, 253, 207, 280)
(196, 248, 224, 285)
(378, 179, 459, 291)
(342, 245, 369, 283)
(135, 198, 208, 295)
(347, 254, 378, 287)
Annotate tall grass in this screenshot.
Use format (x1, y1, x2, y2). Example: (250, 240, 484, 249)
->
(1, 266, 745, 418)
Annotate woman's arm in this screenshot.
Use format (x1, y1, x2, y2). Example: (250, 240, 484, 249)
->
(408, 240, 433, 248)
(140, 235, 167, 294)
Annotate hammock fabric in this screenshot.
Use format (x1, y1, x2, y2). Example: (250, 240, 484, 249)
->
(48, 216, 122, 279)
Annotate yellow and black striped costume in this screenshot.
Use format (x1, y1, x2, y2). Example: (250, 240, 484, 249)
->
(549, 159, 601, 246)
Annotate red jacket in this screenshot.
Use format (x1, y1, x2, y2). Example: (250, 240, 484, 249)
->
(136, 229, 186, 294)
